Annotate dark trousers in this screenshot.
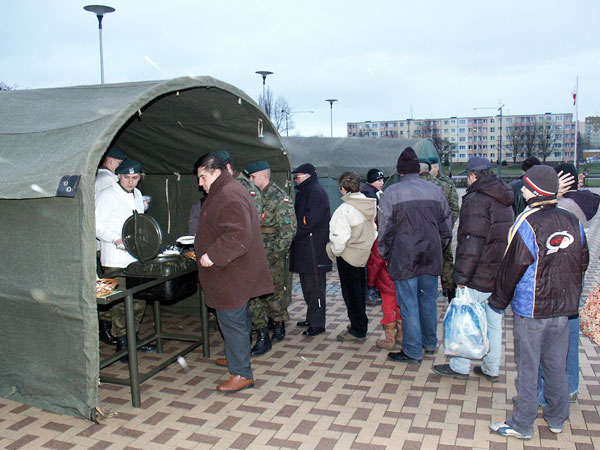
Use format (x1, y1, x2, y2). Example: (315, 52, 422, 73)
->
(299, 272, 327, 328)
(337, 257, 368, 337)
(216, 303, 253, 380)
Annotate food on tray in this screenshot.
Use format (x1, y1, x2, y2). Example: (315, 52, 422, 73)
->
(96, 278, 118, 297)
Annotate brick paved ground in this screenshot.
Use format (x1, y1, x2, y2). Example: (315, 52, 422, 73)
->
(1, 189, 599, 449)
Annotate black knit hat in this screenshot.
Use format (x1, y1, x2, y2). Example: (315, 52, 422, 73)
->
(396, 147, 420, 174)
(292, 163, 316, 175)
(523, 165, 558, 197)
(367, 168, 384, 183)
(521, 156, 541, 172)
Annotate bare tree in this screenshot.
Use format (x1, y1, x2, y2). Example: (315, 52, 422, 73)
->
(421, 121, 451, 164)
(0, 82, 17, 91)
(537, 123, 558, 163)
(522, 125, 538, 158)
(506, 125, 523, 164)
(259, 87, 294, 135)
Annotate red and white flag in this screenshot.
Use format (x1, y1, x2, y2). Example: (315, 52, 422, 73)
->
(571, 77, 578, 106)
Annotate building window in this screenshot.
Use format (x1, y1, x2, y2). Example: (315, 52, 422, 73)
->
(451, 128, 456, 133)
(451, 120, 456, 124)
(459, 119, 466, 124)
(506, 118, 513, 123)
(459, 137, 466, 142)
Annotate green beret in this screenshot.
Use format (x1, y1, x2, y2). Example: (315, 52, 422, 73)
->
(106, 146, 128, 161)
(419, 158, 431, 170)
(427, 155, 440, 165)
(115, 159, 143, 175)
(245, 160, 270, 175)
(216, 150, 232, 163)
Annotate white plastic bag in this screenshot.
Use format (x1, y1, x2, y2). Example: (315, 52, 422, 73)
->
(443, 287, 489, 359)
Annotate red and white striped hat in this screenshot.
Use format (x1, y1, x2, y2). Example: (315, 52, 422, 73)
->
(523, 165, 558, 197)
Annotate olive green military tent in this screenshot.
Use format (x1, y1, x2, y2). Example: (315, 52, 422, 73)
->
(282, 136, 440, 210)
(0, 76, 290, 418)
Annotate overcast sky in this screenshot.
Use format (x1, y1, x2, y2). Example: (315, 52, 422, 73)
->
(2, 0, 599, 137)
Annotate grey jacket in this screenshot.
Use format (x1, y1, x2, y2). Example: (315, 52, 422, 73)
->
(377, 173, 452, 280)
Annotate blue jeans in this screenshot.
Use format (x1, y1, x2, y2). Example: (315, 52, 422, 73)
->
(538, 315, 580, 405)
(449, 288, 503, 376)
(394, 275, 439, 360)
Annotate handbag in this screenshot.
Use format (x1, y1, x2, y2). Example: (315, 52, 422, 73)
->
(581, 285, 600, 346)
(443, 287, 489, 359)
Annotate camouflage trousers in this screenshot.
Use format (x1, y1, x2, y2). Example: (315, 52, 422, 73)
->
(441, 241, 455, 290)
(250, 254, 289, 330)
(99, 270, 147, 338)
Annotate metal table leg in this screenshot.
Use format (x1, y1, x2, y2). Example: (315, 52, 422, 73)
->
(153, 300, 163, 353)
(124, 292, 141, 407)
(200, 289, 210, 358)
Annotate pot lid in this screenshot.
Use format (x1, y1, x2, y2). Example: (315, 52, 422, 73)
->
(122, 212, 162, 262)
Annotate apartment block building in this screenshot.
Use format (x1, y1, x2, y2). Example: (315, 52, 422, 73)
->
(585, 116, 600, 148)
(347, 113, 576, 164)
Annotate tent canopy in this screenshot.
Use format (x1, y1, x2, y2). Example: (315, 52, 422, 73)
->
(282, 136, 440, 210)
(0, 77, 289, 418)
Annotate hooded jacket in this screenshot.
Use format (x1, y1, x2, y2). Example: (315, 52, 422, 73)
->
(453, 176, 514, 292)
(377, 173, 452, 280)
(326, 192, 377, 267)
(489, 196, 589, 318)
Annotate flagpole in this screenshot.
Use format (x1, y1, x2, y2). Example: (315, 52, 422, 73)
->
(574, 76, 579, 173)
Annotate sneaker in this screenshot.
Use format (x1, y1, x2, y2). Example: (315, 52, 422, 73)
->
(432, 364, 469, 379)
(570, 392, 578, 403)
(336, 329, 366, 342)
(489, 422, 532, 440)
(473, 365, 499, 382)
(548, 424, 563, 434)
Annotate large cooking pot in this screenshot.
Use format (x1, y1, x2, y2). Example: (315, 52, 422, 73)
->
(122, 212, 198, 302)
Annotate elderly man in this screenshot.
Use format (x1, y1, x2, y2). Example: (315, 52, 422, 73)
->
(290, 163, 332, 337)
(245, 160, 297, 354)
(95, 160, 155, 360)
(378, 148, 451, 363)
(194, 153, 273, 393)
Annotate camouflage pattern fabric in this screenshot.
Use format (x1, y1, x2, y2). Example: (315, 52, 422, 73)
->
(438, 173, 459, 225)
(236, 172, 263, 218)
(250, 182, 297, 329)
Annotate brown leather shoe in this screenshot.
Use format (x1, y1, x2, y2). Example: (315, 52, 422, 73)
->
(217, 375, 254, 392)
(215, 358, 228, 367)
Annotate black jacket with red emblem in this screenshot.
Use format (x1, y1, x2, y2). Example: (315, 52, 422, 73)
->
(489, 196, 589, 319)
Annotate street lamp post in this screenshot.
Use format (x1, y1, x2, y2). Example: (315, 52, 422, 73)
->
(84, 5, 115, 84)
(255, 71, 273, 112)
(474, 104, 505, 177)
(281, 109, 314, 137)
(325, 99, 338, 137)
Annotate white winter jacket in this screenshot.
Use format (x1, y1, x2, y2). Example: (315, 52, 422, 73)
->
(96, 182, 144, 268)
(95, 168, 118, 199)
(327, 192, 377, 267)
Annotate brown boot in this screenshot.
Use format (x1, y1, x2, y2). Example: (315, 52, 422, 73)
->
(395, 319, 403, 345)
(376, 323, 396, 350)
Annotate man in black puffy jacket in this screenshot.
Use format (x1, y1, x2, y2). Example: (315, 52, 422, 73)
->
(433, 157, 513, 381)
(488, 165, 588, 441)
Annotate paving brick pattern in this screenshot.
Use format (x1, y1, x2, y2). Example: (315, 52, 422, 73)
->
(1, 189, 599, 449)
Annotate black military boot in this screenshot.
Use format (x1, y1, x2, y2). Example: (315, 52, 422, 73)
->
(251, 327, 272, 356)
(446, 286, 456, 303)
(115, 336, 129, 363)
(99, 320, 116, 345)
(271, 321, 286, 343)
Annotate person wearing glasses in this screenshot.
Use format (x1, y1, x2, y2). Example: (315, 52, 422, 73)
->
(289, 163, 332, 337)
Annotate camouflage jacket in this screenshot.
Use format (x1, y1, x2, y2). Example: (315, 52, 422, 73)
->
(236, 172, 263, 218)
(261, 182, 297, 255)
(421, 173, 459, 225)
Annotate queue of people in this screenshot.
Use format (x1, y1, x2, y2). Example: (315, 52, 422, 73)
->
(95, 146, 594, 439)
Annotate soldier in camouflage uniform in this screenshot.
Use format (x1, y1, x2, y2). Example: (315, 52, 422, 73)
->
(216, 150, 263, 216)
(245, 161, 297, 356)
(427, 156, 460, 301)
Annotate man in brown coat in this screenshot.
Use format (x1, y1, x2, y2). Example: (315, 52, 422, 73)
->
(193, 153, 274, 392)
